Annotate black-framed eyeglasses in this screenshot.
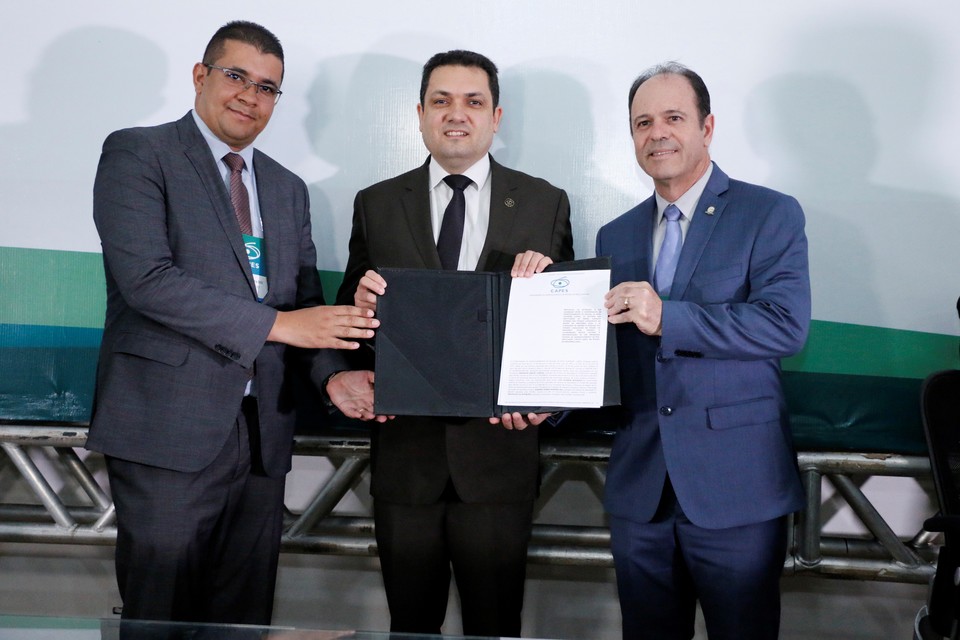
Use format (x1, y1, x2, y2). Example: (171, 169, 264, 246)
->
(204, 64, 283, 104)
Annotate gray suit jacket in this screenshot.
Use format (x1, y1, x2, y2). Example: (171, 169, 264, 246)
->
(336, 157, 573, 504)
(87, 112, 342, 477)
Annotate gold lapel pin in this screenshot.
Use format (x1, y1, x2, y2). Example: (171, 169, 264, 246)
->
(705, 206, 715, 215)
(504, 198, 516, 208)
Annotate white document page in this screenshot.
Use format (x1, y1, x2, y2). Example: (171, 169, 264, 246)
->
(497, 269, 610, 408)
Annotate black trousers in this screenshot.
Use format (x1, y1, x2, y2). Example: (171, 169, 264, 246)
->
(106, 398, 286, 625)
(374, 490, 534, 637)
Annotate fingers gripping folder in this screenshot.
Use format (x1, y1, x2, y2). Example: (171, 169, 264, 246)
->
(372, 258, 620, 417)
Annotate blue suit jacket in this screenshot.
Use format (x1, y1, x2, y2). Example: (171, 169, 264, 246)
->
(596, 163, 809, 529)
(87, 112, 343, 477)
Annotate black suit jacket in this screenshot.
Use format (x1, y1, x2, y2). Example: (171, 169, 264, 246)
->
(88, 112, 344, 477)
(337, 157, 573, 504)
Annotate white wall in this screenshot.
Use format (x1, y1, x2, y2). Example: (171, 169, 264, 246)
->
(3, 0, 959, 334)
(0, 2, 956, 636)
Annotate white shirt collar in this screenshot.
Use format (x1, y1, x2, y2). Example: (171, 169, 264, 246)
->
(191, 109, 255, 170)
(654, 162, 714, 220)
(428, 154, 492, 192)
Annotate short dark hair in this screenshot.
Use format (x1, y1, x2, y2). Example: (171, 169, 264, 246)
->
(627, 61, 710, 127)
(420, 50, 500, 108)
(202, 21, 284, 79)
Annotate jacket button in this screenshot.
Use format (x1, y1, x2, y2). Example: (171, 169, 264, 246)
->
(659, 406, 673, 416)
(656, 350, 665, 363)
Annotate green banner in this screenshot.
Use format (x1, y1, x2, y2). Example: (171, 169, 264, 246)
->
(1, 245, 957, 455)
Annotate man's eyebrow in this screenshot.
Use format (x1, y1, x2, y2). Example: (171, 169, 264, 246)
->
(427, 90, 487, 99)
(633, 108, 687, 120)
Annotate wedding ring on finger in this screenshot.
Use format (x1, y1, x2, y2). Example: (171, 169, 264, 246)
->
(623, 297, 631, 309)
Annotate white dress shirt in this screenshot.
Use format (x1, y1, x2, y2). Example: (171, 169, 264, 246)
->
(651, 162, 714, 269)
(427, 155, 493, 271)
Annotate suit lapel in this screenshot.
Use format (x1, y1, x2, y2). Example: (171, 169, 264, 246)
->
(177, 115, 256, 295)
(253, 150, 280, 302)
(670, 164, 729, 300)
(400, 160, 443, 269)
(633, 198, 656, 285)
(478, 157, 518, 271)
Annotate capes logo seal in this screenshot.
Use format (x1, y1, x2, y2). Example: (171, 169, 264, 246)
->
(245, 242, 261, 260)
(550, 277, 570, 293)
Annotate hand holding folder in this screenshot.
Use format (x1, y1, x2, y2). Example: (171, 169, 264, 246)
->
(372, 258, 620, 417)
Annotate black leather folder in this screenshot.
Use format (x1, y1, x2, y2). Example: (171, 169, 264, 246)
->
(373, 257, 620, 417)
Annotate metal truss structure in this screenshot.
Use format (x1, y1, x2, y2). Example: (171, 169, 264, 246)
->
(0, 424, 939, 585)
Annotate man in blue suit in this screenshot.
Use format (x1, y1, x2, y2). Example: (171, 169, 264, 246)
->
(89, 21, 381, 624)
(596, 62, 810, 639)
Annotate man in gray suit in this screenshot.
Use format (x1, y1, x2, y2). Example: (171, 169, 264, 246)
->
(338, 50, 573, 637)
(88, 21, 380, 625)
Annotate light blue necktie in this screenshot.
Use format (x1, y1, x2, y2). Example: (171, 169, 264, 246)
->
(654, 204, 682, 297)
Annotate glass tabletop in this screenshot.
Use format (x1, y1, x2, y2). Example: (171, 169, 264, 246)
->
(0, 615, 532, 640)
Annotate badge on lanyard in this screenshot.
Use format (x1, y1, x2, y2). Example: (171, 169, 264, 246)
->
(243, 234, 269, 302)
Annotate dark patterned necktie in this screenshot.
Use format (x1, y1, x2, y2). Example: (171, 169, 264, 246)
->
(223, 153, 252, 236)
(437, 174, 472, 270)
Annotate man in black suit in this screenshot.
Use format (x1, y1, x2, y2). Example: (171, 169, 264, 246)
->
(88, 21, 381, 624)
(337, 50, 574, 637)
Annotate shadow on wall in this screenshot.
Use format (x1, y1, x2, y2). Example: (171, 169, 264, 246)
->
(499, 63, 635, 261)
(744, 19, 960, 339)
(302, 52, 426, 272)
(748, 19, 960, 457)
(2, 26, 167, 253)
(0, 27, 167, 422)
(301, 50, 638, 271)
